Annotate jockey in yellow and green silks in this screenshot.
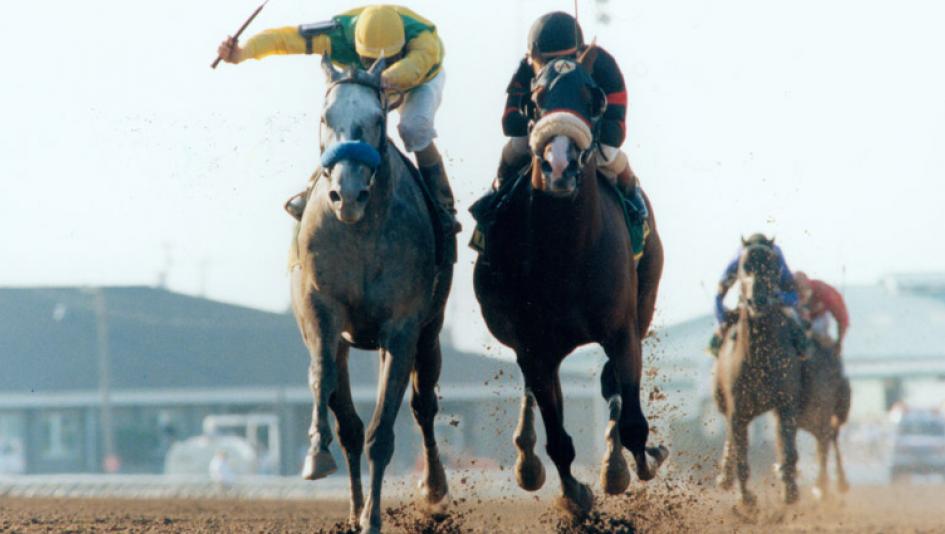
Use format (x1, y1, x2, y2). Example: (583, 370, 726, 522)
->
(217, 5, 458, 231)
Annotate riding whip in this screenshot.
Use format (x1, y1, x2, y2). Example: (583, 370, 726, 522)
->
(211, 0, 270, 69)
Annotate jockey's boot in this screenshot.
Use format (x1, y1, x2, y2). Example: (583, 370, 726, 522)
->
(283, 167, 323, 221)
(707, 330, 723, 357)
(616, 167, 649, 224)
(419, 161, 462, 235)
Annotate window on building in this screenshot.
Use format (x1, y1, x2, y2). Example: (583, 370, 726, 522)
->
(39, 411, 82, 461)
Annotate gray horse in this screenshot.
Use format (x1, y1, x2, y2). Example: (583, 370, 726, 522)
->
(714, 239, 802, 509)
(289, 55, 453, 534)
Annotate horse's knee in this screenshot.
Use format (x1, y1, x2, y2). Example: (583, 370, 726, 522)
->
(545, 432, 576, 467)
(599, 361, 618, 400)
(410, 388, 438, 424)
(366, 427, 396, 466)
(336, 416, 365, 454)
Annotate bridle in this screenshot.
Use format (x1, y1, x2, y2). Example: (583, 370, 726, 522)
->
(319, 54, 393, 189)
(527, 57, 607, 183)
(738, 244, 781, 316)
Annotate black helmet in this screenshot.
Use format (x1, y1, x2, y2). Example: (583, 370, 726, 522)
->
(742, 233, 775, 248)
(528, 12, 584, 61)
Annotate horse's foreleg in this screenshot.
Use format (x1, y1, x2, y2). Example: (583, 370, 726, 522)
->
(328, 343, 365, 523)
(716, 435, 736, 490)
(522, 358, 592, 517)
(300, 301, 342, 481)
(410, 320, 449, 507)
(513, 389, 546, 491)
(775, 408, 801, 504)
(603, 331, 668, 483)
(833, 433, 850, 493)
(731, 418, 755, 507)
(599, 392, 631, 494)
(812, 435, 830, 500)
(360, 326, 419, 534)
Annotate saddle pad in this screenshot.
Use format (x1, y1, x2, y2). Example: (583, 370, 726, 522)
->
(469, 169, 648, 262)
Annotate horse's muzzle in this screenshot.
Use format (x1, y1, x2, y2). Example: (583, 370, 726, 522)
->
(539, 162, 580, 197)
(328, 185, 370, 224)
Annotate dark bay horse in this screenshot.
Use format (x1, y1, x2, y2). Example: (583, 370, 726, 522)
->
(798, 340, 851, 499)
(473, 49, 667, 517)
(289, 55, 453, 533)
(714, 238, 802, 508)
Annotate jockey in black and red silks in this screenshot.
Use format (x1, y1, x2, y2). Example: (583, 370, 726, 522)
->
(496, 11, 647, 220)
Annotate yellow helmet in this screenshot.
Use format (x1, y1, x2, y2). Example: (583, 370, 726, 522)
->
(355, 6, 405, 59)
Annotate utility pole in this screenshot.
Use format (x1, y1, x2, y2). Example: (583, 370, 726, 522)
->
(93, 288, 117, 473)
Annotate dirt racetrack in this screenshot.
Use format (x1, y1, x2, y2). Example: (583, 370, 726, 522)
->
(1, 483, 943, 533)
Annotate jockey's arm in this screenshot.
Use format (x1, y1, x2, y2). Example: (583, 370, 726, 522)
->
(823, 283, 851, 341)
(772, 245, 799, 307)
(502, 57, 533, 140)
(381, 31, 440, 91)
(237, 26, 329, 62)
(715, 257, 739, 324)
(590, 48, 628, 149)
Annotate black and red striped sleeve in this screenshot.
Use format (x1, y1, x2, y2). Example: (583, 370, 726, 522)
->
(502, 57, 533, 137)
(591, 47, 628, 147)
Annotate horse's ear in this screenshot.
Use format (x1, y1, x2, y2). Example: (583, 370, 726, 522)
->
(741, 235, 749, 247)
(769, 236, 776, 246)
(577, 40, 599, 73)
(367, 54, 387, 77)
(321, 53, 342, 83)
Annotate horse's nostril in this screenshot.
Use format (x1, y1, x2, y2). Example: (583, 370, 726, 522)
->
(356, 190, 370, 203)
(329, 190, 342, 203)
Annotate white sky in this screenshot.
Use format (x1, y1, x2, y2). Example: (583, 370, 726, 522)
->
(2, 0, 944, 354)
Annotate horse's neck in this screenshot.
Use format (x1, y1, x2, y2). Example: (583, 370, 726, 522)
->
(743, 310, 787, 363)
(360, 149, 398, 229)
(527, 165, 603, 256)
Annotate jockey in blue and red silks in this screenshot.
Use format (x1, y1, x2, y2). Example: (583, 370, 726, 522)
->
(494, 11, 648, 223)
(708, 234, 811, 357)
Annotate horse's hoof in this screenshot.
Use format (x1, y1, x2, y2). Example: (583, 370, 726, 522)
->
(515, 451, 546, 491)
(418, 490, 451, 517)
(301, 450, 337, 480)
(811, 486, 826, 501)
(555, 482, 594, 518)
(741, 490, 757, 509)
(636, 445, 669, 481)
(600, 451, 631, 495)
(418, 459, 450, 506)
(784, 481, 800, 505)
(358, 525, 381, 534)
(716, 471, 735, 490)
(837, 478, 850, 493)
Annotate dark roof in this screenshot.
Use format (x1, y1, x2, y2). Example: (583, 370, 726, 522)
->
(0, 287, 517, 394)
